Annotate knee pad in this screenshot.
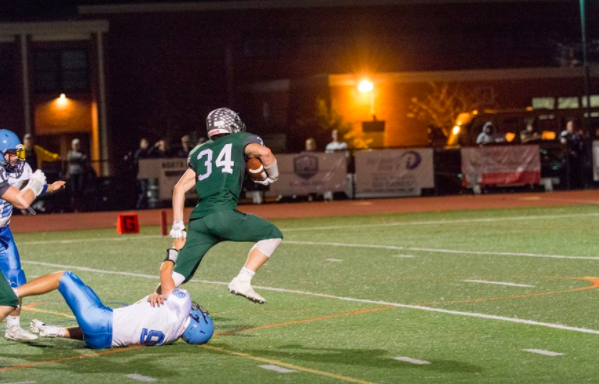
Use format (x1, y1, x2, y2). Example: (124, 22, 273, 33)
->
(250, 238, 282, 258)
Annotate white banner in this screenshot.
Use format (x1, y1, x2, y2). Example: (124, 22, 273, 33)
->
(593, 141, 599, 181)
(138, 158, 196, 200)
(461, 145, 541, 187)
(266, 152, 347, 196)
(354, 148, 434, 198)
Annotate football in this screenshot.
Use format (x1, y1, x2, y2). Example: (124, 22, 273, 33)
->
(247, 158, 267, 181)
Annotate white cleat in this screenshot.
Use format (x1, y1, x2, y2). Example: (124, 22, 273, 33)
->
(5, 325, 38, 341)
(228, 278, 266, 304)
(30, 319, 59, 338)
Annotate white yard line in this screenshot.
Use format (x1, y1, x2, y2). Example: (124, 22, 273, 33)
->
(259, 365, 297, 373)
(325, 258, 343, 262)
(19, 236, 599, 261)
(21, 260, 599, 337)
(280, 212, 599, 232)
(16, 212, 599, 247)
(125, 374, 157, 382)
(522, 349, 564, 356)
(393, 357, 431, 365)
(463, 280, 535, 288)
(283, 241, 599, 261)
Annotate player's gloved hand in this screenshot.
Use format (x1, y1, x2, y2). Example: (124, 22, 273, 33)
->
(170, 220, 186, 239)
(27, 170, 47, 197)
(254, 160, 279, 185)
(253, 176, 277, 186)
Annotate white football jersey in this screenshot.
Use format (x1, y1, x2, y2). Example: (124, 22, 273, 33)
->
(0, 163, 32, 228)
(111, 288, 192, 347)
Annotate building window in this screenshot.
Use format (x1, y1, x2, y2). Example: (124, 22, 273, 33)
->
(33, 49, 89, 93)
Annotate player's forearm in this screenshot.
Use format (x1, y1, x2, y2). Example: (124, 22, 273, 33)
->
(256, 147, 275, 167)
(172, 186, 186, 221)
(159, 260, 176, 297)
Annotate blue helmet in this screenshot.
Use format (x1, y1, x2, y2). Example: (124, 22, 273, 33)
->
(181, 303, 214, 345)
(0, 129, 25, 178)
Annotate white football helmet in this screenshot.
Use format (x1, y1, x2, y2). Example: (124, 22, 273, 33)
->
(206, 108, 246, 140)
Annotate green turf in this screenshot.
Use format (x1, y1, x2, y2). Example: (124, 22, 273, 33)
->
(2, 204, 599, 383)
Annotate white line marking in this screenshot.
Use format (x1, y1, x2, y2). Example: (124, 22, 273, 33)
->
(19, 235, 599, 261)
(18, 235, 161, 246)
(125, 374, 157, 382)
(394, 255, 415, 258)
(3, 381, 37, 384)
(463, 280, 535, 288)
(284, 241, 599, 261)
(394, 356, 431, 365)
(21, 260, 599, 337)
(16, 212, 599, 247)
(522, 349, 564, 356)
(259, 365, 297, 373)
(281, 212, 599, 232)
(325, 258, 343, 262)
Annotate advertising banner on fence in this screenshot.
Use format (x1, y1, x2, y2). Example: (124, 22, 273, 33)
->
(461, 145, 541, 187)
(138, 158, 196, 200)
(593, 141, 599, 182)
(266, 152, 347, 197)
(354, 148, 434, 198)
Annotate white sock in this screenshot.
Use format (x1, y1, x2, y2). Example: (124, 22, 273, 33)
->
(237, 267, 255, 283)
(6, 316, 20, 328)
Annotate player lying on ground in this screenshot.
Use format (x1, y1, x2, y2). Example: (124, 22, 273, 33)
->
(12, 239, 214, 348)
(0, 130, 64, 329)
(168, 108, 283, 304)
(0, 129, 66, 341)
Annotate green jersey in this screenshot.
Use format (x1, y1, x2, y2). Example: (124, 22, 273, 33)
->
(187, 132, 263, 219)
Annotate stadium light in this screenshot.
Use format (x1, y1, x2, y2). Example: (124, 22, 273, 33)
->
(358, 80, 375, 118)
(358, 80, 373, 93)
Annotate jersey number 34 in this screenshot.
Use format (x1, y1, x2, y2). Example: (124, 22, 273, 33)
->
(197, 143, 234, 181)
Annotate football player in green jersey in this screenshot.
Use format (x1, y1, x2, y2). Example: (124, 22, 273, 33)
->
(168, 108, 283, 304)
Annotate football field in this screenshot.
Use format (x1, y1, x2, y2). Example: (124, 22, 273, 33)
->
(1, 204, 599, 383)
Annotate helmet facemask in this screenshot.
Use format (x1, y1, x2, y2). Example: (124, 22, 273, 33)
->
(2, 144, 26, 178)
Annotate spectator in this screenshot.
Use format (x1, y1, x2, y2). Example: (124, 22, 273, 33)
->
(197, 137, 207, 147)
(148, 139, 167, 158)
(23, 134, 59, 172)
(134, 138, 150, 209)
(325, 129, 348, 154)
(476, 122, 504, 145)
(67, 138, 88, 212)
(560, 119, 584, 188)
(324, 129, 348, 202)
(520, 119, 541, 143)
(176, 135, 192, 158)
(304, 137, 317, 152)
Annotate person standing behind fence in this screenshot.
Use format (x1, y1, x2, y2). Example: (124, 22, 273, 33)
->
(324, 129, 348, 201)
(149, 139, 168, 158)
(135, 138, 150, 209)
(176, 135, 192, 158)
(325, 129, 348, 154)
(23, 134, 59, 172)
(560, 119, 584, 189)
(67, 138, 88, 212)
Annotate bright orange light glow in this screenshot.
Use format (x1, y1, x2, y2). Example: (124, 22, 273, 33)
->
(542, 131, 556, 140)
(54, 93, 70, 108)
(452, 125, 460, 135)
(358, 80, 373, 93)
(505, 132, 516, 142)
